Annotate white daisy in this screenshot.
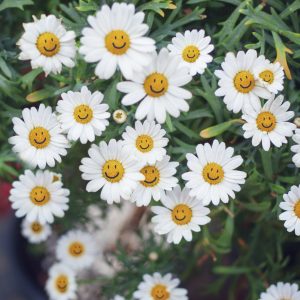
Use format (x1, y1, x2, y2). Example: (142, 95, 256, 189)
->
(242, 94, 296, 151)
(56, 230, 97, 271)
(133, 272, 188, 300)
(122, 120, 169, 165)
(117, 48, 192, 124)
(291, 129, 300, 167)
(151, 186, 210, 244)
(253, 57, 284, 94)
(21, 218, 52, 244)
(182, 139, 247, 206)
(79, 139, 144, 204)
(17, 14, 76, 76)
(131, 155, 178, 207)
(168, 29, 214, 76)
(46, 263, 77, 300)
(258, 282, 300, 300)
(9, 104, 69, 169)
(79, 3, 155, 80)
(56, 86, 110, 144)
(9, 170, 70, 224)
(279, 184, 300, 236)
(215, 49, 271, 113)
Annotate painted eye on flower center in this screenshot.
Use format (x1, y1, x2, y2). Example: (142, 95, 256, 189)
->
(202, 162, 224, 185)
(144, 73, 169, 97)
(136, 135, 154, 153)
(233, 71, 255, 93)
(69, 241, 85, 257)
(105, 30, 130, 55)
(140, 166, 160, 187)
(30, 186, 50, 206)
(259, 70, 274, 84)
(31, 222, 43, 233)
(256, 112, 276, 132)
(55, 275, 69, 293)
(182, 45, 200, 63)
(29, 127, 51, 149)
(294, 200, 300, 218)
(151, 284, 170, 300)
(73, 104, 93, 124)
(36, 32, 60, 57)
(171, 204, 192, 225)
(102, 160, 125, 183)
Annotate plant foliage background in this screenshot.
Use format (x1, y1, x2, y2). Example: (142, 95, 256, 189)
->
(1, 0, 300, 299)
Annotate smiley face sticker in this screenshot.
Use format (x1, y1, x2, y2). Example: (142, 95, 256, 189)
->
(105, 30, 130, 55)
(140, 166, 160, 187)
(102, 160, 125, 183)
(36, 32, 60, 57)
(30, 186, 50, 206)
(29, 127, 51, 149)
(182, 45, 200, 63)
(202, 162, 224, 185)
(233, 71, 255, 93)
(73, 104, 93, 124)
(144, 73, 169, 97)
(69, 241, 85, 257)
(151, 284, 170, 300)
(55, 275, 69, 293)
(31, 222, 43, 233)
(256, 111, 276, 132)
(136, 135, 154, 153)
(259, 70, 274, 84)
(171, 204, 192, 225)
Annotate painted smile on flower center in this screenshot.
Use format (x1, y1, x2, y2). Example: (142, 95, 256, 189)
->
(31, 222, 43, 233)
(136, 134, 154, 153)
(256, 111, 276, 132)
(30, 186, 50, 206)
(73, 104, 93, 124)
(182, 45, 200, 63)
(102, 160, 124, 183)
(105, 30, 130, 55)
(151, 284, 170, 300)
(233, 71, 255, 93)
(36, 32, 60, 57)
(55, 275, 69, 293)
(172, 204, 192, 225)
(69, 241, 85, 257)
(202, 162, 224, 185)
(29, 127, 50, 149)
(144, 73, 169, 97)
(259, 70, 274, 84)
(293, 200, 300, 218)
(140, 166, 160, 187)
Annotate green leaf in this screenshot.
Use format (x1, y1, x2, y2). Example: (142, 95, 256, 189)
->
(0, 56, 12, 78)
(213, 266, 252, 275)
(26, 89, 53, 103)
(200, 119, 243, 138)
(0, 0, 33, 11)
(242, 201, 270, 212)
(260, 149, 273, 181)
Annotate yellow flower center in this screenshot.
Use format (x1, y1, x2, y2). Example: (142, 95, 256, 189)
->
(105, 30, 130, 55)
(29, 127, 51, 149)
(202, 162, 224, 185)
(136, 135, 154, 153)
(294, 200, 300, 218)
(151, 284, 170, 300)
(233, 71, 255, 93)
(259, 70, 274, 84)
(55, 275, 69, 293)
(144, 73, 168, 97)
(36, 32, 60, 57)
(172, 204, 192, 225)
(31, 222, 43, 233)
(182, 45, 200, 63)
(30, 186, 50, 206)
(73, 104, 93, 124)
(140, 166, 160, 187)
(69, 241, 85, 257)
(256, 111, 276, 132)
(102, 160, 125, 183)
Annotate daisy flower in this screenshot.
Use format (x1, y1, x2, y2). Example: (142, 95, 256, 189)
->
(79, 3, 155, 80)
(215, 49, 271, 113)
(131, 155, 178, 207)
(17, 14, 76, 76)
(253, 58, 284, 94)
(291, 129, 300, 167)
(133, 272, 188, 300)
(46, 263, 77, 300)
(152, 186, 210, 244)
(279, 184, 300, 236)
(122, 120, 169, 165)
(21, 218, 52, 244)
(168, 29, 214, 76)
(79, 139, 144, 204)
(9, 104, 69, 169)
(56, 86, 110, 144)
(182, 139, 247, 206)
(56, 230, 97, 271)
(258, 282, 300, 300)
(117, 48, 192, 124)
(242, 94, 295, 151)
(9, 170, 70, 224)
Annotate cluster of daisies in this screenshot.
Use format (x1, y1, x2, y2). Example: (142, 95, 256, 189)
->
(9, 2, 300, 300)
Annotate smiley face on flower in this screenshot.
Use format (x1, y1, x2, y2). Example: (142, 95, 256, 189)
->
(21, 219, 52, 244)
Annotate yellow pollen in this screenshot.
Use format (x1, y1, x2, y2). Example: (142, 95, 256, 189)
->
(102, 160, 125, 183)
(172, 204, 192, 225)
(259, 70, 274, 84)
(256, 111, 276, 132)
(136, 135, 154, 153)
(182, 45, 200, 63)
(140, 166, 160, 187)
(202, 162, 224, 185)
(36, 32, 60, 57)
(30, 186, 50, 206)
(151, 284, 170, 300)
(105, 30, 130, 55)
(233, 71, 255, 93)
(294, 201, 300, 218)
(144, 73, 169, 98)
(29, 127, 50, 149)
(73, 104, 93, 124)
